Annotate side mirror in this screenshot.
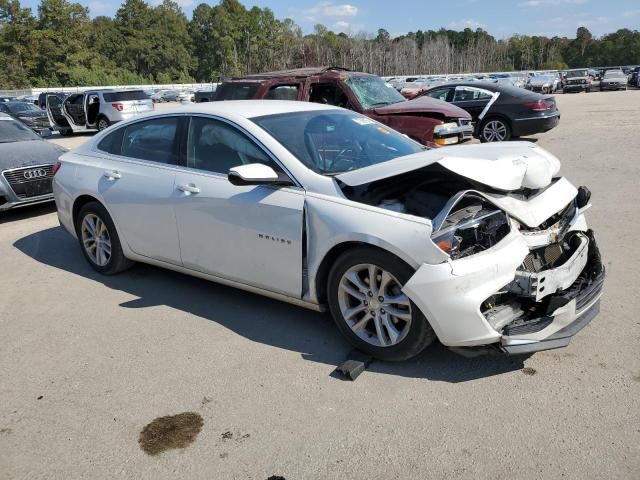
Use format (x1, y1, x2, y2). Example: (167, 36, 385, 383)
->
(228, 163, 292, 186)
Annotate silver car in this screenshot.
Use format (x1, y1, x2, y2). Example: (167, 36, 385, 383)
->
(46, 89, 153, 135)
(599, 70, 628, 91)
(53, 101, 604, 360)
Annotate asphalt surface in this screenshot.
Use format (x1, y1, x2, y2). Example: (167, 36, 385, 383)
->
(1, 92, 639, 479)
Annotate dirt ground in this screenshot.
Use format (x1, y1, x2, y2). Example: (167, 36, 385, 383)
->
(1, 91, 639, 479)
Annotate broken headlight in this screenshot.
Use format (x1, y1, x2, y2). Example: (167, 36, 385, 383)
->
(432, 203, 510, 260)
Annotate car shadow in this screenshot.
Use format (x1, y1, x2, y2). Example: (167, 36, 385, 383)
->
(13, 226, 526, 383)
(0, 202, 56, 224)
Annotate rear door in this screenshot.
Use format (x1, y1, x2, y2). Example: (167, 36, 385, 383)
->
(95, 115, 184, 265)
(451, 86, 494, 121)
(63, 94, 87, 129)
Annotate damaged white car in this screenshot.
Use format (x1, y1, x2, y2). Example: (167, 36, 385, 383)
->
(53, 101, 604, 360)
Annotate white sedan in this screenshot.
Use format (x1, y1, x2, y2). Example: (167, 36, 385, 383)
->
(52, 101, 604, 360)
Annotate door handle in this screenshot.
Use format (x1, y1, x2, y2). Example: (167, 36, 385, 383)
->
(103, 170, 121, 181)
(177, 183, 200, 195)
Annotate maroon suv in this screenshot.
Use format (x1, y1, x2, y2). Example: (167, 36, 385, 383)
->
(214, 67, 474, 148)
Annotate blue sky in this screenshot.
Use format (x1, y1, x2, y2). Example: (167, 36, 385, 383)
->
(21, 0, 640, 38)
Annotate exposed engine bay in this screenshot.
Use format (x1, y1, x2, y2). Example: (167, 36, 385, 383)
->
(337, 160, 604, 344)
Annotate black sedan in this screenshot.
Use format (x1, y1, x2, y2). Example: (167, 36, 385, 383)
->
(0, 114, 66, 212)
(0, 101, 52, 136)
(420, 82, 560, 142)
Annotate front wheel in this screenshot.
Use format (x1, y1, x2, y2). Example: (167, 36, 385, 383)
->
(327, 247, 436, 361)
(480, 117, 511, 142)
(97, 117, 110, 132)
(76, 202, 132, 275)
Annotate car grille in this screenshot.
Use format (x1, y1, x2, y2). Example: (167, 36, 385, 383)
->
(2, 164, 54, 199)
(522, 243, 564, 272)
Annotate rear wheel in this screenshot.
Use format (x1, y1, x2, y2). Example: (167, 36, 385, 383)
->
(480, 117, 511, 142)
(76, 202, 132, 275)
(327, 247, 436, 361)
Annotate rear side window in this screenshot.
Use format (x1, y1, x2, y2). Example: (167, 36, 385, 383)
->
(120, 117, 180, 164)
(97, 128, 125, 155)
(426, 88, 451, 101)
(102, 90, 149, 102)
(215, 83, 260, 100)
(264, 85, 299, 100)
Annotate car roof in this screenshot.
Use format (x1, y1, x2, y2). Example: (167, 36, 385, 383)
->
(226, 66, 359, 82)
(157, 100, 341, 119)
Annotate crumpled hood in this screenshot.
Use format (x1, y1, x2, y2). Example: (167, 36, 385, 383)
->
(372, 96, 470, 119)
(336, 141, 561, 191)
(0, 140, 67, 170)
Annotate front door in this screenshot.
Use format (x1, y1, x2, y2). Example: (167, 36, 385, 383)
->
(45, 94, 72, 130)
(173, 115, 305, 297)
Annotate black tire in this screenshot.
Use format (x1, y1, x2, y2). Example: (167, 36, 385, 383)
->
(327, 247, 436, 361)
(76, 201, 133, 275)
(59, 128, 73, 137)
(479, 117, 511, 142)
(97, 117, 110, 132)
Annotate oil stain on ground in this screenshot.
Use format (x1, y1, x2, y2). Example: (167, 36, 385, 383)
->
(139, 412, 203, 456)
(521, 367, 537, 376)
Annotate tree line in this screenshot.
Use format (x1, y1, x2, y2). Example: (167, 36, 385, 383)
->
(1, 0, 639, 89)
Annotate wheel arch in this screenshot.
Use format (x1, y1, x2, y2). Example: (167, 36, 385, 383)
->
(312, 240, 417, 305)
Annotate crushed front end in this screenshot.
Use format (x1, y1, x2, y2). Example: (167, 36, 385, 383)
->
(403, 182, 605, 355)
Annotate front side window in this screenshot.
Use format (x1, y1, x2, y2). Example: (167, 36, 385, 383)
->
(120, 117, 180, 164)
(252, 110, 425, 175)
(187, 116, 282, 175)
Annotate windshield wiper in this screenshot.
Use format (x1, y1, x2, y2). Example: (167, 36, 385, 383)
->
(369, 102, 391, 108)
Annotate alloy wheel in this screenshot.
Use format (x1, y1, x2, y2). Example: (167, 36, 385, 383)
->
(337, 263, 412, 347)
(482, 120, 508, 142)
(98, 119, 109, 131)
(81, 213, 112, 266)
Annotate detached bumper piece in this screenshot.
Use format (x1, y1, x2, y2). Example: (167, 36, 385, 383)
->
(499, 229, 604, 355)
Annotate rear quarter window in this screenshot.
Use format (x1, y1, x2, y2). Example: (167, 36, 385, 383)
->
(215, 83, 260, 100)
(102, 90, 150, 102)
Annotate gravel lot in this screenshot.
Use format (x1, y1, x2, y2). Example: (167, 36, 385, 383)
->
(2, 92, 639, 479)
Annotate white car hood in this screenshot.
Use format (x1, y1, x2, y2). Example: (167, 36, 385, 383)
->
(336, 141, 561, 191)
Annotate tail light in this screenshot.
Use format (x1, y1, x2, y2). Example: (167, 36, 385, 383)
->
(52, 160, 62, 176)
(526, 99, 552, 112)
(111, 103, 124, 111)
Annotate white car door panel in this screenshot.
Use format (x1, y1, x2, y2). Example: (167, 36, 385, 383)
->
(174, 171, 305, 297)
(98, 157, 182, 265)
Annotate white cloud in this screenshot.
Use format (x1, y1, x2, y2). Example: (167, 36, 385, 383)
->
(303, 2, 358, 22)
(447, 19, 485, 30)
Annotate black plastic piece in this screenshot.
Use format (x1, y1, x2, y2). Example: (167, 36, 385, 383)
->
(576, 186, 591, 209)
(335, 349, 374, 381)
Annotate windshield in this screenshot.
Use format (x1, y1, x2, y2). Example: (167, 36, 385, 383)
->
(7, 102, 41, 113)
(531, 75, 551, 82)
(604, 70, 623, 78)
(344, 75, 406, 110)
(565, 70, 588, 78)
(252, 110, 425, 175)
(0, 118, 40, 142)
